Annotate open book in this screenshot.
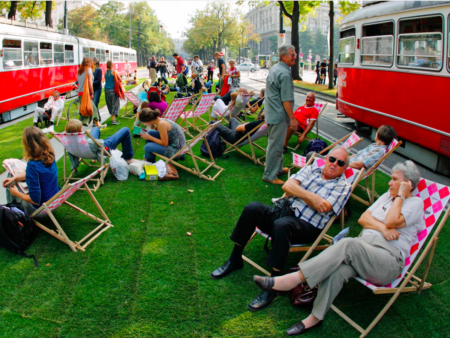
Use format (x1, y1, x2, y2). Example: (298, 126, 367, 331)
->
(2, 159, 28, 194)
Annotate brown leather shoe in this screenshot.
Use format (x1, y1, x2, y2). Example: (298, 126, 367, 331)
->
(279, 167, 289, 175)
(263, 178, 285, 185)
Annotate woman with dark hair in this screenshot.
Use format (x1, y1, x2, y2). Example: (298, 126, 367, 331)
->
(77, 57, 103, 127)
(147, 91, 168, 115)
(93, 59, 103, 121)
(138, 108, 186, 162)
(105, 60, 121, 125)
(2, 127, 59, 215)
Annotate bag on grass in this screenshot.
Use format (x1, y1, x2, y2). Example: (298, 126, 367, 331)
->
(200, 127, 225, 158)
(302, 139, 328, 157)
(0, 205, 38, 267)
(109, 149, 129, 181)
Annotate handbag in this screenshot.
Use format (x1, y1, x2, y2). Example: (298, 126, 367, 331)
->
(159, 163, 179, 181)
(79, 67, 93, 117)
(288, 266, 318, 306)
(231, 76, 240, 88)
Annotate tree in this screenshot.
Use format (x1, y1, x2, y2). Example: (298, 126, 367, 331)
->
(7, 1, 17, 19)
(45, 1, 52, 27)
(313, 29, 327, 58)
(268, 36, 278, 54)
(18, 1, 47, 21)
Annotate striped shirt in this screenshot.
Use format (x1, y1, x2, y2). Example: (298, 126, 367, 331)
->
(290, 165, 352, 229)
(351, 143, 387, 170)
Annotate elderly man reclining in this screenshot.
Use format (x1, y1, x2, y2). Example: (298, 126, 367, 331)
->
(211, 88, 249, 119)
(210, 146, 352, 312)
(212, 117, 263, 145)
(33, 91, 64, 130)
(253, 160, 423, 336)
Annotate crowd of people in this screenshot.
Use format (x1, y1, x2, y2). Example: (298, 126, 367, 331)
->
(4, 44, 424, 337)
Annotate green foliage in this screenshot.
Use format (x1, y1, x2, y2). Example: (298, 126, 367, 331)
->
(338, 0, 361, 16)
(268, 36, 278, 54)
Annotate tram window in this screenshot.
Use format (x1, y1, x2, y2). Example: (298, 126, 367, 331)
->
(100, 49, 106, 62)
(361, 36, 393, 66)
(120, 52, 124, 61)
(2, 39, 22, 68)
(96, 48, 101, 62)
(398, 33, 442, 70)
(89, 47, 95, 58)
(54, 43, 64, 65)
(65, 44, 74, 64)
(39, 42, 52, 65)
(82, 46, 89, 58)
(339, 37, 355, 64)
(399, 16, 442, 34)
(363, 22, 394, 37)
(105, 50, 110, 61)
(24, 41, 39, 66)
(113, 51, 119, 61)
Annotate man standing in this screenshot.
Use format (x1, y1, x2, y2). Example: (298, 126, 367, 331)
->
(263, 44, 299, 185)
(214, 52, 226, 91)
(158, 57, 168, 84)
(191, 55, 203, 75)
(149, 55, 158, 85)
(124, 60, 131, 81)
(173, 53, 185, 75)
(320, 58, 327, 85)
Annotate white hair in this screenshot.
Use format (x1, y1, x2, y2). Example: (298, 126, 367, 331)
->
(329, 146, 350, 166)
(278, 44, 295, 59)
(392, 160, 421, 190)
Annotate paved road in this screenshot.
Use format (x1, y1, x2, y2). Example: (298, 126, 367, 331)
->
(239, 73, 450, 187)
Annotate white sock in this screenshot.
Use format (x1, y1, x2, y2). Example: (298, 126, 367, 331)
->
(272, 271, 302, 291)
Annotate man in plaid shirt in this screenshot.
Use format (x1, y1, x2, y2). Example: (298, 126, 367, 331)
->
(210, 147, 352, 312)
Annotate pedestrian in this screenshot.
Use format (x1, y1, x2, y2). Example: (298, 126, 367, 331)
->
(320, 58, 327, 85)
(104, 60, 120, 125)
(93, 59, 102, 122)
(214, 52, 226, 91)
(226, 59, 240, 93)
(334, 63, 338, 86)
(124, 60, 131, 81)
(77, 57, 103, 128)
(315, 61, 321, 84)
(191, 55, 204, 76)
(149, 55, 158, 85)
(159, 57, 168, 84)
(262, 44, 299, 185)
(207, 61, 214, 82)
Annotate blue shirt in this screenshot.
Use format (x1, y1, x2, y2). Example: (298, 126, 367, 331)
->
(265, 61, 294, 125)
(93, 68, 102, 91)
(26, 160, 60, 208)
(351, 143, 387, 170)
(104, 69, 115, 90)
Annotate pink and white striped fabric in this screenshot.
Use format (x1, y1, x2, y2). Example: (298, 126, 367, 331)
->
(293, 153, 307, 167)
(55, 132, 97, 160)
(342, 132, 362, 149)
(183, 93, 216, 119)
(314, 103, 326, 114)
(124, 91, 141, 107)
(356, 179, 450, 290)
(163, 97, 191, 122)
(366, 138, 399, 177)
(179, 121, 221, 155)
(34, 167, 105, 218)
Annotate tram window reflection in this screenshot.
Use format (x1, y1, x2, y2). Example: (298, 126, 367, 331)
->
(101, 49, 106, 62)
(361, 22, 394, 67)
(54, 43, 64, 65)
(89, 47, 95, 58)
(339, 28, 355, 64)
(105, 50, 110, 61)
(82, 46, 89, 58)
(120, 52, 124, 62)
(65, 44, 74, 64)
(397, 33, 442, 70)
(40, 42, 53, 65)
(2, 39, 22, 68)
(113, 51, 119, 61)
(24, 41, 39, 66)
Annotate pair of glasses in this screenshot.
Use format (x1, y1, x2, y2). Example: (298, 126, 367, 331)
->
(328, 156, 346, 167)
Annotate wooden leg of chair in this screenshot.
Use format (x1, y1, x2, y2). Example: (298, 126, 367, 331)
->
(370, 174, 376, 204)
(242, 255, 271, 276)
(418, 237, 438, 294)
(83, 182, 110, 222)
(42, 204, 79, 252)
(33, 220, 79, 252)
(340, 209, 345, 230)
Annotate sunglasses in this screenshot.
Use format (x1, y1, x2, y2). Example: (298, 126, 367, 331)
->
(328, 156, 346, 167)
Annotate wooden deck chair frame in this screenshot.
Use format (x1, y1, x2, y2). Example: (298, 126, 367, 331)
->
(30, 167, 114, 252)
(238, 97, 265, 123)
(121, 91, 142, 119)
(352, 140, 403, 207)
(330, 184, 450, 337)
(242, 155, 365, 276)
(222, 121, 267, 165)
(290, 103, 328, 152)
(153, 122, 225, 181)
(318, 131, 364, 156)
(181, 93, 213, 136)
(51, 131, 111, 192)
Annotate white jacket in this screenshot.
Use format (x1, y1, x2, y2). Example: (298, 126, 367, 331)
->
(192, 59, 203, 73)
(44, 96, 65, 112)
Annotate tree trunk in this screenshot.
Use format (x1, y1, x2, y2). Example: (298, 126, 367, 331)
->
(328, 1, 334, 90)
(8, 1, 18, 20)
(45, 1, 53, 27)
(290, 1, 302, 81)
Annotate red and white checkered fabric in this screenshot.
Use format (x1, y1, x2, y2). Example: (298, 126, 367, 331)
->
(183, 93, 216, 119)
(293, 153, 307, 167)
(164, 97, 191, 122)
(178, 121, 221, 155)
(356, 179, 450, 290)
(342, 132, 362, 149)
(56, 132, 97, 160)
(124, 91, 141, 107)
(35, 167, 105, 217)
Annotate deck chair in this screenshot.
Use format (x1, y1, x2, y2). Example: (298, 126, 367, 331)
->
(331, 179, 450, 337)
(180, 93, 216, 135)
(161, 96, 191, 122)
(212, 94, 254, 124)
(121, 91, 142, 119)
(352, 139, 403, 206)
(153, 121, 225, 181)
(51, 131, 110, 192)
(51, 96, 66, 126)
(291, 103, 327, 151)
(31, 166, 114, 252)
(241, 97, 264, 123)
(222, 121, 268, 165)
(242, 157, 365, 276)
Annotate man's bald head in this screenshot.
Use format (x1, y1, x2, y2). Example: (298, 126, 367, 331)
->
(305, 92, 315, 107)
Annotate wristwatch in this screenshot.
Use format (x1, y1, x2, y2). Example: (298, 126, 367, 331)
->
(396, 195, 405, 201)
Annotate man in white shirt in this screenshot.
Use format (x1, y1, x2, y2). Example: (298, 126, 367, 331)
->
(124, 60, 131, 80)
(191, 55, 203, 75)
(33, 91, 64, 129)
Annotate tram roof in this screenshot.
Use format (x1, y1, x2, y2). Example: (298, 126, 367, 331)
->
(342, 1, 450, 25)
(0, 22, 78, 44)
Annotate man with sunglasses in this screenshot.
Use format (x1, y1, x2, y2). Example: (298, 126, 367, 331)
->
(210, 146, 352, 312)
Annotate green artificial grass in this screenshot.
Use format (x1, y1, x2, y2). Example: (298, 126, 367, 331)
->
(0, 90, 449, 337)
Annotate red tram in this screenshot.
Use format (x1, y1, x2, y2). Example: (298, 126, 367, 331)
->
(0, 20, 136, 122)
(337, 1, 450, 175)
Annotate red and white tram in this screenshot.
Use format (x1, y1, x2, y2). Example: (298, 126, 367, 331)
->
(0, 21, 136, 123)
(337, 1, 450, 175)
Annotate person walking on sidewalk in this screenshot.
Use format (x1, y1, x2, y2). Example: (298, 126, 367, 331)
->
(149, 56, 158, 84)
(93, 60, 102, 121)
(315, 61, 321, 84)
(104, 60, 120, 125)
(262, 44, 299, 185)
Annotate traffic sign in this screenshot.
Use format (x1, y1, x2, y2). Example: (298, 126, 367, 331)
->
(220, 52, 224, 56)
(299, 53, 303, 57)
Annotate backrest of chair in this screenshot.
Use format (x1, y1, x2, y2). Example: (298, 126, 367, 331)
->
(33, 167, 105, 217)
(386, 138, 399, 153)
(124, 91, 142, 106)
(228, 93, 253, 118)
(179, 121, 220, 155)
(365, 139, 401, 178)
(163, 97, 191, 121)
(342, 132, 362, 150)
(357, 179, 450, 290)
(55, 132, 97, 160)
(293, 153, 307, 168)
(314, 103, 327, 115)
(236, 122, 268, 147)
(193, 93, 215, 117)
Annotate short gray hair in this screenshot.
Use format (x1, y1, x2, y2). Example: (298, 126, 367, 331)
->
(278, 44, 295, 59)
(392, 160, 421, 190)
(329, 146, 350, 166)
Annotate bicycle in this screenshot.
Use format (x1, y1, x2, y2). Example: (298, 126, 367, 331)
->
(65, 97, 80, 121)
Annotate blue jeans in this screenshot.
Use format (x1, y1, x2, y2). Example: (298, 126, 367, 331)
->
(91, 127, 134, 160)
(144, 130, 166, 162)
(205, 80, 212, 89)
(94, 88, 102, 121)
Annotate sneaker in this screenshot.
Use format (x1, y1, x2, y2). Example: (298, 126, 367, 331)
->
(112, 121, 119, 125)
(99, 124, 107, 129)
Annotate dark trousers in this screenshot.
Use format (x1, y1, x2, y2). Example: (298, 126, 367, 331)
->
(315, 72, 320, 84)
(216, 118, 241, 144)
(207, 70, 213, 82)
(230, 202, 322, 270)
(321, 72, 327, 85)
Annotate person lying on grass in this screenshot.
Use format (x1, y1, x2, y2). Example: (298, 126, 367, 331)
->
(252, 160, 423, 337)
(138, 108, 186, 163)
(212, 117, 264, 145)
(3, 127, 59, 214)
(64, 119, 138, 172)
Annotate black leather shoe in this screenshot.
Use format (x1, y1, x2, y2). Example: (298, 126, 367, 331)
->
(286, 320, 323, 336)
(210, 260, 244, 280)
(247, 291, 277, 312)
(253, 275, 289, 295)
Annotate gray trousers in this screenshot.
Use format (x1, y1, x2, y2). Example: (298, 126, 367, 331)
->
(299, 235, 404, 320)
(263, 121, 288, 181)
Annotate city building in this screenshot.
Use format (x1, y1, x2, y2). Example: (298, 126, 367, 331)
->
(244, 2, 341, 54)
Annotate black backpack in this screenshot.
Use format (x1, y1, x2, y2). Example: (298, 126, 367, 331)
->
(0, 205, 38, 267)
(302, 139, 328, 156)
(200, 127, 226, 158)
